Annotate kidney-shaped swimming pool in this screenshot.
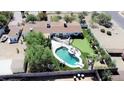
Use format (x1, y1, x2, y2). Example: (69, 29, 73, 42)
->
(55, 47, 80, 66)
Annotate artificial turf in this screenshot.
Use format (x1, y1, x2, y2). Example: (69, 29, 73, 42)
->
(72, 38, 94, 55)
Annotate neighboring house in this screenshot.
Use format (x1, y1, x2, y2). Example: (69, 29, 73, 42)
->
(8, 30, 22, 44)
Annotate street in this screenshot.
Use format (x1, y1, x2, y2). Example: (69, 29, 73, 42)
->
(107, 11, 124, 29)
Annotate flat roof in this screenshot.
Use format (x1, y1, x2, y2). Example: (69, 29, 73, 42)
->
(23, 21, 81, 33)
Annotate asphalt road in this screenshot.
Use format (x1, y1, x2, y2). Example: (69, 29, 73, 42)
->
(106, 11, 124, 29)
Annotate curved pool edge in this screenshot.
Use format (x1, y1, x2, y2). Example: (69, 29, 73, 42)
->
(51, 40, 84, 68)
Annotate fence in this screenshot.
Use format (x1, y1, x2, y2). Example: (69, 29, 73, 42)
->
(0, 67, 118, 81)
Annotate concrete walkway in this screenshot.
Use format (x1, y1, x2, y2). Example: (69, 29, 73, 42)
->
(111, 57, 124, 71)
(111, 57, 124, 80)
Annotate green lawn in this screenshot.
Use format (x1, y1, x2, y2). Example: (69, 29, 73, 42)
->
(72, 38, 94, 55)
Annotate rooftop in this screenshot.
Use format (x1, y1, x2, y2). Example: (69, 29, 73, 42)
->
(23, 21, 81, 33)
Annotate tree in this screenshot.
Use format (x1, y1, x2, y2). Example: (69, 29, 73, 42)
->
(78, 11, 88, 20)
(0, 14, 7, 26)
(24, 31, 60, 72)
(0, 11, 13, 20)
(26, 14, 37, 23)
(25, 44, 58, 72)
(92, 12, 111, 25)
(64, 15, 75, 23)
(78, 13, 85, 20)
(101, 70, 112, 81)
(24, 31, 46, 46)
(91, 11, 99, 22)
(37, 12, 47, 21)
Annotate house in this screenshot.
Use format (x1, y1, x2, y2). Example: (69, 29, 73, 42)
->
(8, 30, 22, 44)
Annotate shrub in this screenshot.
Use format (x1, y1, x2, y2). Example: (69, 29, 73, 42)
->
(0, 14, 7, 25)
(92, 12, 111, 26)
(51, 16, 62, 22)
(26, 14, 37, 23)
(64, 15, 75, 23)
(0, 11, 13, 20)
(100, 70, 112, 81)
(37, 12, 47, 21)
(101, 29, 105, 33)
(107, 31, 112, 36)
(78, 13, 85, 20)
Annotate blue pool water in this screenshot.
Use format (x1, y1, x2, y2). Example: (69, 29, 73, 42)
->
(55, 47, 79, 66)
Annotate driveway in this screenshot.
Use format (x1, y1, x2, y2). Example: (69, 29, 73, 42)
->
(106, 11, 124, 29)
(9, 11, 23, 26)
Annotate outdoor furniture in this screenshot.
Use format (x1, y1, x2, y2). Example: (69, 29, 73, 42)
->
(81, 74, 85, 79)
(77, 74, 81, 80)
(73, 76, 77, 81)
(30, 28, 33, 32)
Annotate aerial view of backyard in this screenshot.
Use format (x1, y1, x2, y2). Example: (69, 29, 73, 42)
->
(0, 11, 124, 81)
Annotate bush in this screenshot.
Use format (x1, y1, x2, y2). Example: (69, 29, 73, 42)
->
(78, 13, 85, 20)
(51, 16, 62, 22)
(37, 12, 47, 21)
(0, 14, 7, 25)
(26, 14, 37, 23)
(107, 31, 112, 36)
(92, 12, 111, 26)
(101, 29, 105, 33)
(100, 70, 112, 81)
(0, 11, 13, 20)
(64, 15, 75, 23)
